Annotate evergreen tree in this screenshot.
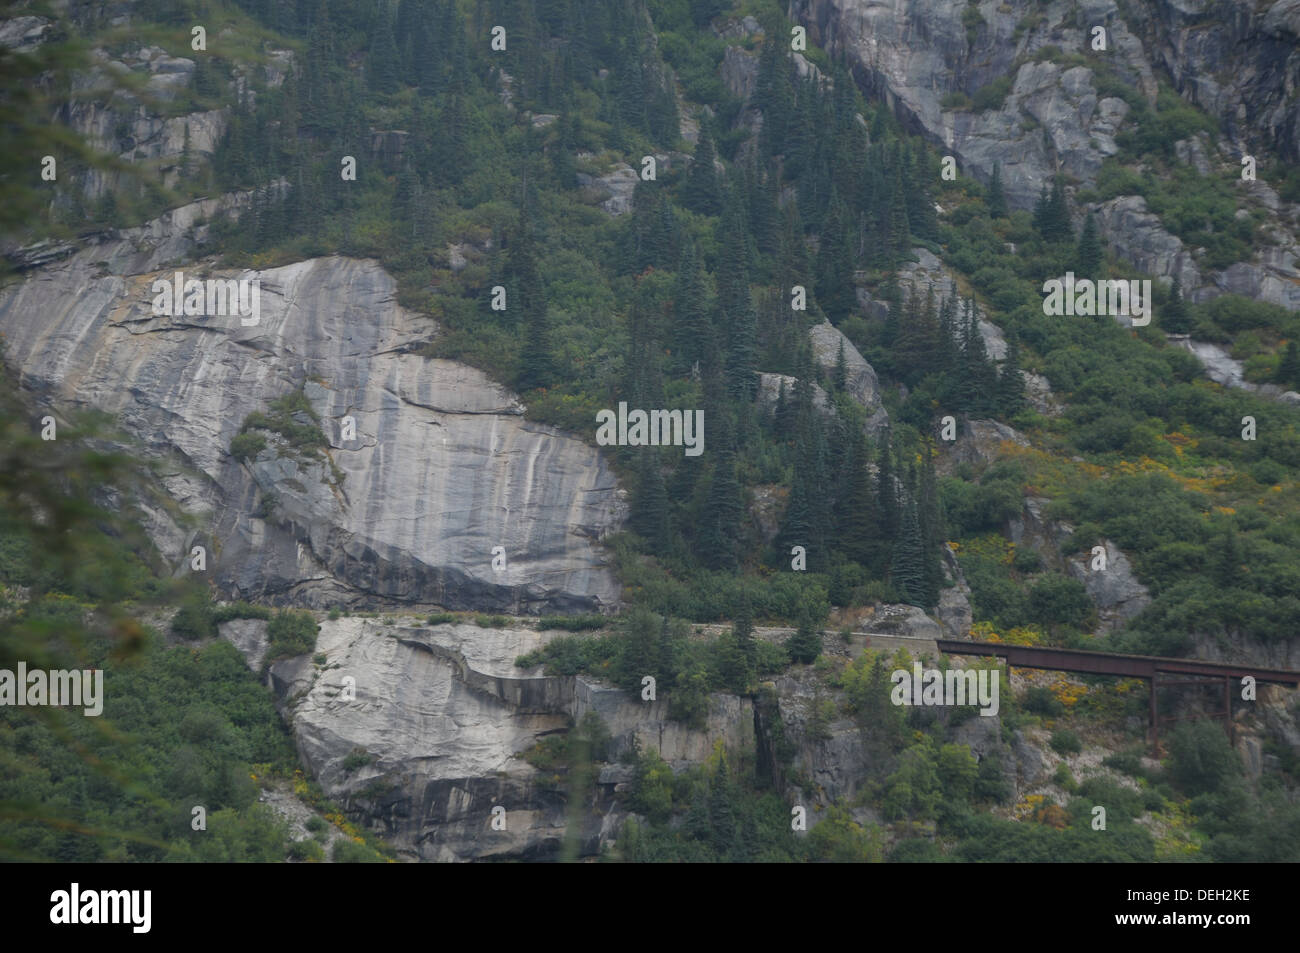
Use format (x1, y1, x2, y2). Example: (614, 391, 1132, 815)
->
(673, 239, 714, 374)
(367, 18, 401, 94)
(891, 499, 927, 607)
(837, 428, 881, 571)
(886, 169, 911, 262)
(903, 143, 940, 241)
(707, 755, 736, 854)
(508, 218, 553, 391)
(986, 162, 1007, 218)
(1076, 211, 1103, 275)
(815, 189, 856, 323)
(519, 305, 554, 391)
(876, 436, 899, 541)
(733, 595, 756, 672)
(1277, 341, 1300, 390)
(776, 449, 814, 561)
(633, 452, 672, 555)
(1162, 276, 1192, 334)
(785, 606, 822, 664)
(1034, 175, 1072, 242)
(683, 124, 722, 216)
(997, 334, 1026, 417)
(918, 445, 943, 608)
(833, 339, 848, 392)
(957, 299, 996, 414)
(726, 302, 758, 402)
(551, 111, 578, 187)
(697, 424, 742, 571)
(1211, 526, 1244, 589)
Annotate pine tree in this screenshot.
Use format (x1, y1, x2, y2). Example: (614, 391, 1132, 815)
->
(1076, 211, 1103, 275)
(918, 445, 943, 608)
(707, 754, 736, 854)
(837, 428, 881, 570)
(508, 218, 553, 391)
(903, 143, 940, 241)
(633, 452, 672, 555)
(887, 169, 911, 262)
(997, 334, 1026, 416)
(551, 111, 578, 187)
(1277, 341, 1300, 390)
(957, 299, 995, 414)
(519, 306, 554, 392)
(367, 18, 401, 94)
(698, 422, 742, 571)
(816, 189, 856, 323)
(891, 499, 927, 607)
(876, 436, 899, 541)
(986, 162, 1007, 219)
(785, 606, 822, 664)
(1211, 526, 1244, 588)
(726, 305, 758, 402)
(777, 452, 814, 561)
(807, 423, 832, 572)
(1162, 276, 1192, 334)
(733, 595, 756, 671)
(683, 124, 722, 216)
(673, 239, 714, 374)
(833, 339, 848, 392)
(1035, 175, 1072, 242)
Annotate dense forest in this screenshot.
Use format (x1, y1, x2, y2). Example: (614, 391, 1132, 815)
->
(2, 0, 1299, 863)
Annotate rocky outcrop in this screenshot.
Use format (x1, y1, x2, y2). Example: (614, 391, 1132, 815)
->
(938, 418, 1030, 474)
(791, 0, 1154, 208)
(721, 45, 760, 100)
(1092, 196, 1202, 295)
(1123, 0, 1300, 164)
(807, 321, 889, 432)
(793, 0, 1300, 310)
(0, 199, 625, 613)
(1065, 540, 1152, 631)
(756, 372, 830, 413)
(897, 248, 1010, 359)
(576, 162, 640, 216)
(249, 617, 750, 860)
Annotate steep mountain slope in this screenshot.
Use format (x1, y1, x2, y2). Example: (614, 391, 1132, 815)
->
(0, 202, 624, 611)
(3, 0, 1300, 864)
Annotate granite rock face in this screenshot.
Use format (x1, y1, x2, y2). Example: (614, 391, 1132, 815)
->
(0, 200, 625, 613)
(808, 320, 890, 432)
(1065, 540, 1152, 631)
(252, 618, 749, 861)
(792, 0, 1300, 310)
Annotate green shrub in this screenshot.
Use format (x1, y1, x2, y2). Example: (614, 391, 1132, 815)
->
(1012, 547, 1041, 574)
(263, 610, 319, 667)
(1050, 729, 1083, 755)
(538, 614, 607, 631)
(230, 430, 266, 462)
(1053, 762, 1077, 791)
(1167, 720, 1238, 795)
(1102, 751, 1144, 777)
(211, 601, 273, 624)
(970, 76, 1012, 112)
(342, 749, 372, 773)
(1023, 685, 1064, 716)
(331, 838, 385, 863)
(426, 612, 458, 625)
(288, 838, 324, 861)
(171, 593, 216, 640)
